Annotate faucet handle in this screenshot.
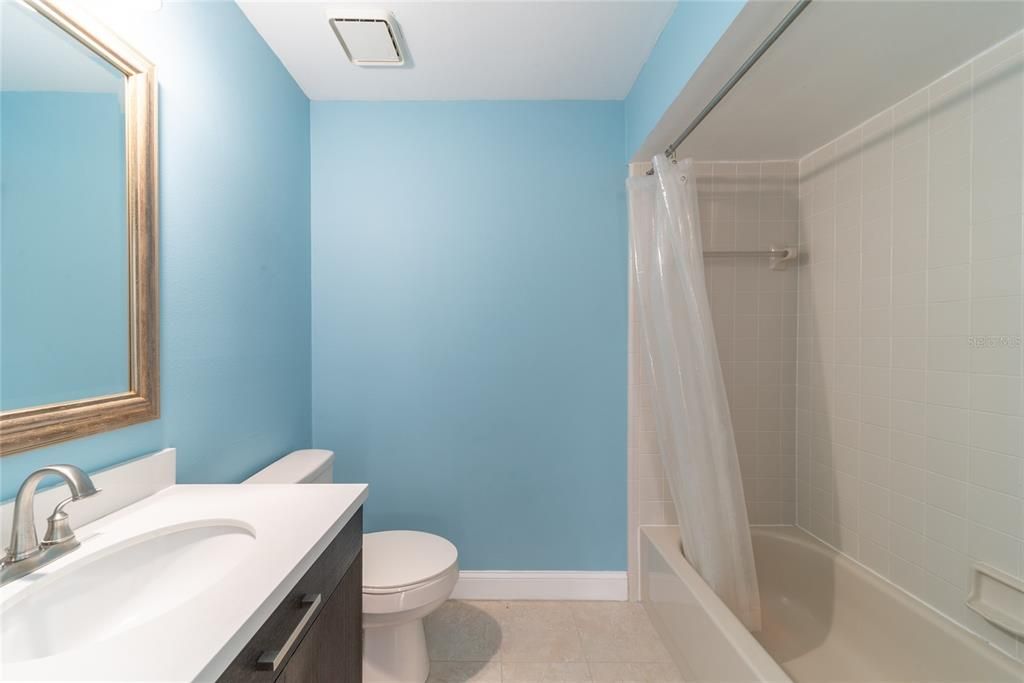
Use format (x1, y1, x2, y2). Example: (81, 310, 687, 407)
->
(42, 508, 74, 546)
(41, 490, 100, 547)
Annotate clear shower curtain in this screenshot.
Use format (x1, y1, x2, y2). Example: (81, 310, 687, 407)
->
(629, 155, 761, 632)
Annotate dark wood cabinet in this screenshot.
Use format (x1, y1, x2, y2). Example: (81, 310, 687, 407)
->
(279, 554, 362, 683)
(218, 508, 362, 682)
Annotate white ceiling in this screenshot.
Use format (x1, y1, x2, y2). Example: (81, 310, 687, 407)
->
(644, 0, 1024, 162)
(235, 1, 677, 100)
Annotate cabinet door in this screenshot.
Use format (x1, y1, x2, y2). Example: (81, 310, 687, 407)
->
(279, 552, 362, 683)
(218, 509, 362, 683)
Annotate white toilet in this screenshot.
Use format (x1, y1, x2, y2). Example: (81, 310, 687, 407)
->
(244, 449, 459, 683)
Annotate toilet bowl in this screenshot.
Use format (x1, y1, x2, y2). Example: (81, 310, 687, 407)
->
(363, 530, 458, 682)
(244, 449, 459, 683)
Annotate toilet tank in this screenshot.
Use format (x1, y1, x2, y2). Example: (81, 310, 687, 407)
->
(244, 449, 335, 484)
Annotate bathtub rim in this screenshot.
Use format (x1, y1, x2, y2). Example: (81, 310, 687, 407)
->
(752, 525, 1023, 678)
(641, 523, 1023, 682)
(639, 524, 791, 682)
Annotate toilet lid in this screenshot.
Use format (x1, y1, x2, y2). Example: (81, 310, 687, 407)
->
(363, 530, 458, 591)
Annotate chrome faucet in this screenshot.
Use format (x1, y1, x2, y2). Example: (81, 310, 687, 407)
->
(1, 465, 100, 586)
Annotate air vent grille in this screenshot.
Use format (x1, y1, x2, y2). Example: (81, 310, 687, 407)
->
(329, 14, 405, 66)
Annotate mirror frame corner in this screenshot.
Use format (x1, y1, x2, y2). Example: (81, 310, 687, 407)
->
(0, 0, 159, 456)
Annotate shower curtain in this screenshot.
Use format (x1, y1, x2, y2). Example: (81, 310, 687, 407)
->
(629, 155, 761, 632)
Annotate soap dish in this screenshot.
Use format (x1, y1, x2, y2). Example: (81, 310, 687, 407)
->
(966, 563, 1024, 637)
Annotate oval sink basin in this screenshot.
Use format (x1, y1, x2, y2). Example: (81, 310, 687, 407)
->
(1, 521, 255, 663)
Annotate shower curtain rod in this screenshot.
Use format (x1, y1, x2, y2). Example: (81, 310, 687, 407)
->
(647, 0, 812, 172)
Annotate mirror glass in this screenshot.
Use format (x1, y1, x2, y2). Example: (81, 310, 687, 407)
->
(1, 1, 129, 410)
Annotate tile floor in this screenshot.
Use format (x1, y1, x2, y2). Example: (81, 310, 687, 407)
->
(423, 600, 683, 682)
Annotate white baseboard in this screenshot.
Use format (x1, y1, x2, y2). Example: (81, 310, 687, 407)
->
(451, 571, 628, 601)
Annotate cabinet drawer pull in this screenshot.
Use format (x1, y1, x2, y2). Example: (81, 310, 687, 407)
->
(255, 593, 322, 672)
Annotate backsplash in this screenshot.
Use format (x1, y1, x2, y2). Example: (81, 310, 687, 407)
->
(796, 31, 1024, 661)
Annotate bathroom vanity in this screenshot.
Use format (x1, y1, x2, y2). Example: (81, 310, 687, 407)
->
(0, 458, 367, 682)
(218, 508, 363, 682)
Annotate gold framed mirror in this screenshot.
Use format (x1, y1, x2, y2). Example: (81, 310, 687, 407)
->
(0, 0, 158, 455)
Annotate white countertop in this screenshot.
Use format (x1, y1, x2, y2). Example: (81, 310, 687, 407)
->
(0, 483, 367, 682)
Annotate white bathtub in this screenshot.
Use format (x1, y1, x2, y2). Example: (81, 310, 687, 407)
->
(641, 525, 1023, 682)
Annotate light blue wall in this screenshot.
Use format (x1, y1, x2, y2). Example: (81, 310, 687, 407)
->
(1, 92, 128, 409)
(0, 2, 311, 500)
(624, 0, 744, 158)
(311, 101, 628, 570)
(0, 2, 721, 571)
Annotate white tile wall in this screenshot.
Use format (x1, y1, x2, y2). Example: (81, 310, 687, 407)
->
(627, 160, 800, 596)
(701, 161, 800, 527)
(795, 31, 1024, 662)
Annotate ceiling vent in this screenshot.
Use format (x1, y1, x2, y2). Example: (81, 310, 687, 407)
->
(328, 11, 405, 66)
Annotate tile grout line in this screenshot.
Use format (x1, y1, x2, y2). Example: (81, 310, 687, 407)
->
(565, 601, 595, 680)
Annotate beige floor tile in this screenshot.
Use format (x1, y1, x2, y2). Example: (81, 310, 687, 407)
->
(427, 661, 503, 683)
(570, 602, 673, 663)
(425, 600, 503, 662)
(587, 662, 684, 682)
(500, 662, 593, 682)
(426, 599, 679, 680)
(489, 601, 586, 663)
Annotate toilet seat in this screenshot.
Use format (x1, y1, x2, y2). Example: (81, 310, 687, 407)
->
(362, 530, 459, 628)
(362, 530, 458, 594)
(363, 569, 459, 619)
